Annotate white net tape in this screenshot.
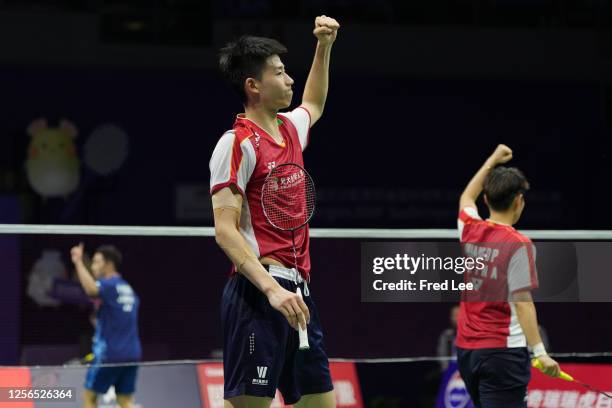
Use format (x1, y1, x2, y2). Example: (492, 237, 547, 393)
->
(1, 224, 612, 239)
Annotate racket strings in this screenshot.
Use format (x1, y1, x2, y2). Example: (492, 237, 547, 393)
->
(261, 164, 315, 231)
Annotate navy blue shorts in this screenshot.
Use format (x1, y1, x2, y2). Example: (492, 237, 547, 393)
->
(85, 364, 139, 395)
(221, 273, 333, 405)
(457, 347, 531, 408)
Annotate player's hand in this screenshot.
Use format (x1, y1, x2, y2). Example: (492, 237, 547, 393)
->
(70, 243, 85, 265)
(489, 144, 513, 165)
(267, 286, 310, 331)
(536, 355, 561, 378)
(313, 15, 340, 45)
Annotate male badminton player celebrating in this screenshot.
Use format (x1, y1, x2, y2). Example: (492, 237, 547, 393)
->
(456, 145, 560, 408)
(209, 16, 339, 408)
(70, 244, 141, 408)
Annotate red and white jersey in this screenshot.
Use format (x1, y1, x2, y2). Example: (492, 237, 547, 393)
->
(209, 106, 312, 280)
(456, 207, 538, 349)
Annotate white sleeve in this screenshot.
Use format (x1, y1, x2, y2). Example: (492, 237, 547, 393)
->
(280, 106, 311, 151)
(209, 131, 256, 195)
(457, 207, 481, 240)
(507, 244, 538, 293)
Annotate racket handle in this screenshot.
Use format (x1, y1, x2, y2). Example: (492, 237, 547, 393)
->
(296, 287, 310, 350)
(532, 359, 574, 382)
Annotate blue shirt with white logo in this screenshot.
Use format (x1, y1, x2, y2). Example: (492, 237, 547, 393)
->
(93, 275, 142, 363)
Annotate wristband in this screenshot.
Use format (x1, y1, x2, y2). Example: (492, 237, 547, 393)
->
(532, 342, 547, 358)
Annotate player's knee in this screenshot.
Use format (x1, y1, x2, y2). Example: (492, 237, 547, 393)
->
(294, 391, 336, 408)
(224, 396, 273, 408)
(82, 389, 97, 404)
(116, 394, 135, 408)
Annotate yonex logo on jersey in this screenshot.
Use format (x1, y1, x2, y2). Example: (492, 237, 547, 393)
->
(267, 161, 276, 171)
(252, 366, 269, 386)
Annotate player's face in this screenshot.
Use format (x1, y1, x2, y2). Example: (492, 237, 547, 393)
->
(91, 253, 106, 279)
(257, 55, 294, 110)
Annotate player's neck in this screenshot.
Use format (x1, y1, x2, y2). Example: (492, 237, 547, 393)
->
(244, 106, 281, 140)
(487, 211, 515, 226)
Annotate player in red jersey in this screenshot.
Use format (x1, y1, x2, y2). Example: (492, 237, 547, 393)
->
(456, 145, 561, 407)
(210, 16, 339, 408)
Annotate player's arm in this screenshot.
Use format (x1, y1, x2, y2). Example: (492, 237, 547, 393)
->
(70, 243, 99, 297)
(301, 15, 340, 127)
(212, 186, 310, 330)
(512, 290, 560, 377)
(459, 144, 513, 212)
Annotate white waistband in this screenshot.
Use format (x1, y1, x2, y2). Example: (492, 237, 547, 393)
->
(266, 264, 304, 283)
(265, 265, 310, 296)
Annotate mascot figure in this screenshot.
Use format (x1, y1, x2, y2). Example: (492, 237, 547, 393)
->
(26, 118, 80, 198)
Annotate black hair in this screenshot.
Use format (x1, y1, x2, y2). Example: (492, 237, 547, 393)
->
(95, 245, 123, 269)
(218, 35, 288, 103)
(483, 167, 530, 211)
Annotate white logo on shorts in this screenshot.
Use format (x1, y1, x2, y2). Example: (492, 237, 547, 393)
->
(252, 366, 269, 386)
(257, 366, 268, 378)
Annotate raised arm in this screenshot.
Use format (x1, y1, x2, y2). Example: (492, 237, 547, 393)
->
(301, 15, 340, 126)
(459, 144, 513, 212)
(71, 243, 99, 297)
(212, 186, 309, 331)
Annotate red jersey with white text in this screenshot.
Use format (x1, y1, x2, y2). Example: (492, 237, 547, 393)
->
(456, 207, 538, 349)
(209, 107, 312, 279)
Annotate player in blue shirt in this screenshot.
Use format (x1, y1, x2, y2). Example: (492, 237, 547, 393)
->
(71, 243, 142, 408)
